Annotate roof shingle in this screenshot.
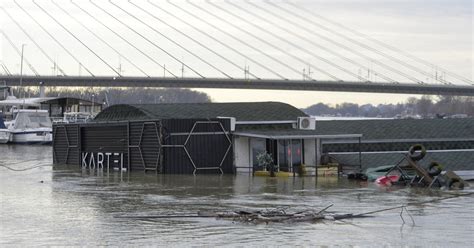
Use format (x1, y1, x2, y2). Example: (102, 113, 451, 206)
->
(236, 118, 474, 140)
(94, 102, 307, 122)
(316, 118, 474, 140)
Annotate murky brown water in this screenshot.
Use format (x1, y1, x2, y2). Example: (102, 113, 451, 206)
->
(1, 145, 473, 246)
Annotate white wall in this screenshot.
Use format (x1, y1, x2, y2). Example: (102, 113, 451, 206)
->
(234, 136, 251, 173)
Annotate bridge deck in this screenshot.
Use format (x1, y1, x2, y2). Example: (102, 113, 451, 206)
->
(1, 76, 473, 96)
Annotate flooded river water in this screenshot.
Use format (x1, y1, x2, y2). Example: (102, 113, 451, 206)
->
(1, 145, 473, 246)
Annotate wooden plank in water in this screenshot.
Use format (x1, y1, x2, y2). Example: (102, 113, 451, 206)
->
(405, 156, 433, 184)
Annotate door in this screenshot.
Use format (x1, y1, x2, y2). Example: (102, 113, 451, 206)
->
(277, 139, 303, 172)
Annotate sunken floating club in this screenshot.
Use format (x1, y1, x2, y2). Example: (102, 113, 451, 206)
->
(52, 102, 474, 175)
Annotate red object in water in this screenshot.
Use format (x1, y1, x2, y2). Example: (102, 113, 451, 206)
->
(375, 175, 400, 186)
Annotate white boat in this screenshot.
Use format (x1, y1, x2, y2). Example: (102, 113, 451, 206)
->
(5, 109, 52, 144)
(0, 114, 11, 143)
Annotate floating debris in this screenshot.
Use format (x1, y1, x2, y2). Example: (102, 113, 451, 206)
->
(116, 192, 474, 225)
(116, 204, 372, 224)
(369, 144, 469, 189)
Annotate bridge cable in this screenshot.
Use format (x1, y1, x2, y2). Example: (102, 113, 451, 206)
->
(143, 0, 258, 78)
(1, 62, 12, 76)
(0, 30, 39, 76)
(247, 0, 422, 84)
(168, 0, 287, 79)
(205, 0, 341, 81)
(52, 0, 149, 77)
(190, 0, 331, 80)
(1, 6, 67, 76)
(260, 1, 433, 85)
(185, 0, 314, 80)
(269, 1, 451, 85)
(110, 0, 226, 78)
(284, 1, 473, 86)
(33, 0, 121, 77)
(14, 0, 94, 76)
(90, 0, 203, 78)
(222, 1, 386, 81)
(226, 0, 396, 83)
(69, 0, 174, 78)
(153, 0, 263, 79)
(129, 0, 238, 79)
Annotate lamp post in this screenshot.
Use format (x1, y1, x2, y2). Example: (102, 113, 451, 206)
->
(19, 44, 25, 99)
(91, 94, 95, 114)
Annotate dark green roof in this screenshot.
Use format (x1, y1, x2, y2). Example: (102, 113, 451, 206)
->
(237, 118, 474, 140)
(315, 118, 474, 140)
(94, 102, 307, 122)
(235, 128, 361, 139)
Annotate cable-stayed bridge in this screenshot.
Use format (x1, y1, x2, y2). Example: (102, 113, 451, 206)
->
(0, 0, 472, 96)
(2, 76, 474, 96)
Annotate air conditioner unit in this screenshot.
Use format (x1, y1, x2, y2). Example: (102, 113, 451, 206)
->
(217, 117, 236, 131)
(297, 117, 316, 130)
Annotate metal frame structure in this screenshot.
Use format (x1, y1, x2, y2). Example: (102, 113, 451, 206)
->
(52, 124, 79, 164)
(128, 121, 163, 172)
(163, 121, 232, 175)
(53, 118, 233, 175)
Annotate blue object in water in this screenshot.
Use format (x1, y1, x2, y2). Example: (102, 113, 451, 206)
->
(0, 114, 6, 129)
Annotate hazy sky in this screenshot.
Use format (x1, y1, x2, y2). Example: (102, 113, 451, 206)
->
(0, 0, 472, 107)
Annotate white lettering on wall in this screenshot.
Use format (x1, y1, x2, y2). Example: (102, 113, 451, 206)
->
(89, 154, 96, 170)
(105, 153, 111, 168)
(97, 153, 104, 169)
(82, 152, 88, 168)
(81, 152, 124, 171)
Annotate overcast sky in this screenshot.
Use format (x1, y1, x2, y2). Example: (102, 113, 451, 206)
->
(0, 0, 472, 107)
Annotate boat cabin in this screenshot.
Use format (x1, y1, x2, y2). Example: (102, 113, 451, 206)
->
(0, 97, 102, 122)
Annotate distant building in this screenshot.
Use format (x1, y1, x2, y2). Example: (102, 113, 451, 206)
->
(0, 97, 102, 121)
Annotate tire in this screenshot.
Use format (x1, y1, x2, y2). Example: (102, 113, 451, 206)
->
(428, 162, 442, 177)
(447, 178, 464, 190)
(408, 144, 426, 161)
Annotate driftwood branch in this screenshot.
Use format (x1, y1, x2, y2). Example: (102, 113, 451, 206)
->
(115, 192, 474, 224)
(115, 204, 366, 224)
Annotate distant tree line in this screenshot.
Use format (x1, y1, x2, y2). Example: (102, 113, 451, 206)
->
(2, 87, 472, 118)
(2, 87, 212, 105)
(303, 96, 474, 118)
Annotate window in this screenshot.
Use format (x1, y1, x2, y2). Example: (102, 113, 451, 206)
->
(277, 139, 303, 172)
(14, 112, 52, 129)
(278, 140, 289, 171)
(251, 138, 266, 170)
(291, 139, 302, 166)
